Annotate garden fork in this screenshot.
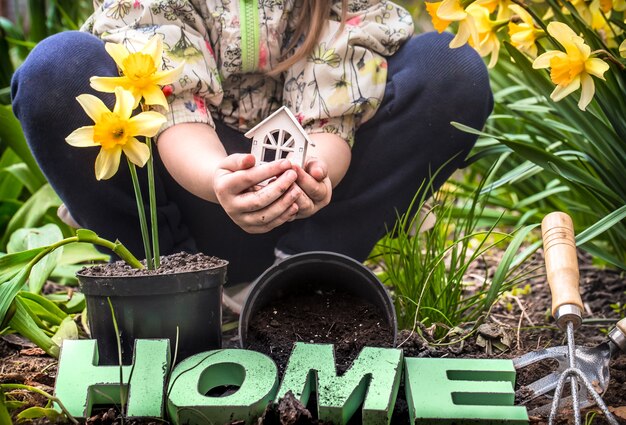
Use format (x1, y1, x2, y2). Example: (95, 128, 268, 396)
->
(513, 212, 625, 425)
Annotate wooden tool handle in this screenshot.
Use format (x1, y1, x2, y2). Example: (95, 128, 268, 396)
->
(541, 212, 583, 320)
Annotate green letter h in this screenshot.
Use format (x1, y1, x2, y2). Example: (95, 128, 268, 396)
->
(54, 339, 170, 419)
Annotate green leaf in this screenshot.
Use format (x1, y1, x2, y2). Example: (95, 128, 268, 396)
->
(0, 389, 11, 424)
(0, 248, 45, 283)
(51, 316, 78, 347)
(1, 184, 62, 249)
(1, 163, 40, 194)
(8, 224, 64, 293)
(0, 25, 14, 88)
(0, 150, 25, 200)
(576, 205, 626, 246)
(465, 144, 511, 164)
(20, 297, 63, 327)
(499, 138, 620, 204)
(4, 400, 27, 409)
(59, 241, 109, 265)
(0, 106, 45, 185)
(19, 291, 68, 322)
(17, 406, 62, 421)
(8, 297, 59, 357)
(45, 291, 85, 314)
(0, 268, 29, 323)
(451, 121, 495, 138)
(49, 264, 82, 286)
(485, 224, 540, 307)
(580, 241, 626, 270)
(27, 0, 48, 42)
(514, 186, 570, 209)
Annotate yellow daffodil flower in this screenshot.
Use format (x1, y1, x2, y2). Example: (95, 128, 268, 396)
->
(590, 0, 623, 48)
(427, 0, 480, 48)
(66, 87, 166, 180)
(599, 0, 626, 12)
(599, 0, 613, 12)
(533, 22, 610, 110)
(620, 39, 626, 58)
(467, 4, 504, 68)
(426, 1, 452, 33)
(476, 0, 513, 20)
(563, 0, 593, 25)
(90, 36, 184, 109)
(508, 4, 544, 57)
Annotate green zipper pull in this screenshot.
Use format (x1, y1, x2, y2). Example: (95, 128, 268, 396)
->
(240, 0, 260, 72)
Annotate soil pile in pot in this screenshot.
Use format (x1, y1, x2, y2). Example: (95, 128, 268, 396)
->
(79, 252, 227, 276)
(244, 288, 394, 376)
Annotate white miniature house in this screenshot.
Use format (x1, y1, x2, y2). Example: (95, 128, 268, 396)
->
(245, 106, 313, 167)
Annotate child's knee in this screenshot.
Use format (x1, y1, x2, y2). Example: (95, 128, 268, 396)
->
(12, 31, 116, 124)
(389, 32, 493, 115)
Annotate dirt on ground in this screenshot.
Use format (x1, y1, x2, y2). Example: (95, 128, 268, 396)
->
(1, 250, 625, 424)
(244, 289, 395, 376)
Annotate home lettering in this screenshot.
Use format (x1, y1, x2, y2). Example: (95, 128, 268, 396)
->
(55, 339, 528, 424)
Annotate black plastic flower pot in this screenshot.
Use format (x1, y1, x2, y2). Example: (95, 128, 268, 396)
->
(78, 261, 227, 365)
(239, 251, 397, 347)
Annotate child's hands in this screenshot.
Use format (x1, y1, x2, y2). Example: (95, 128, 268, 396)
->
(292, 158, 332, 219)
(214, 154, 302, 233)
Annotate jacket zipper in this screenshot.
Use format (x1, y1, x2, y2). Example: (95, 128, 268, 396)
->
(240, 0, 259, 72)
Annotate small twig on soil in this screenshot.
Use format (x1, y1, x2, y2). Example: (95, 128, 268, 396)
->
(516, 309, 524, 351)
(291, 324, 303, 341)
(512, 295, 535, 327)
(326, 322, 335, 337)
(40, 362, 57, 374)
(489, 315, 507, 327)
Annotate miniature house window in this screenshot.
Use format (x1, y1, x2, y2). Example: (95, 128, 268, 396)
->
(245, 106, 313, 168)
(260, 129, 307, 163)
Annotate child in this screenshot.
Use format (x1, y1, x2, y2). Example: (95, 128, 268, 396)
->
(11, 0, 493, 310)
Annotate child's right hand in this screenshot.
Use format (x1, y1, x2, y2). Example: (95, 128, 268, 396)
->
(213, 154, 302, 233)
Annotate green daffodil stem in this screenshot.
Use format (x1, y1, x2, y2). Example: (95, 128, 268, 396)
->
(127, 160, 154, 269)
(26, 232, 144, 270)
(146, 137, 160, 269)
(493, 19, 509, 31)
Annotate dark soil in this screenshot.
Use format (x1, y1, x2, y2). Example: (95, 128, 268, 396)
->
(2, 250, 625, 424)
(244, 289, 394, 376)
(78, 252, 227, 276)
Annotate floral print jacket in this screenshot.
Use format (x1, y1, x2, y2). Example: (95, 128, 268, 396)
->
(83, 0, 414, 145)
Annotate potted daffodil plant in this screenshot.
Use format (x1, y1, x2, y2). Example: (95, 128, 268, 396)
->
(65, 36, 227, 365)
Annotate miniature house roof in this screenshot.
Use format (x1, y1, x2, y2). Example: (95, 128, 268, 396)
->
(245, 106, 314, 167)
(244, 106, 312, 143)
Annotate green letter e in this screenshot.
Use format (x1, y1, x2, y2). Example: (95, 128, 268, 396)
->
(405, 357, 528, 424)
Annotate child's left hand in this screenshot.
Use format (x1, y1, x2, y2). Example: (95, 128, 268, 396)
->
(292, 158, 332, 219)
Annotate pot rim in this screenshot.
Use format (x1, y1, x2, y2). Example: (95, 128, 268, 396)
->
(78, 260, 228, 296)
(238, 251, 397, 347)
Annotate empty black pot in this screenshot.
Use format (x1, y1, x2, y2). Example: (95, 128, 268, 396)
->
(239, 251, 397, 347)
(78, 262, 226, 365)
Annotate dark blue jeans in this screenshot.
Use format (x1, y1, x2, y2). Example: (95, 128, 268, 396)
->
(12, 30, 493, 283)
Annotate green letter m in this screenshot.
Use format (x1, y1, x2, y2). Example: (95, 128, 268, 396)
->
(277, 342, 403, 425)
